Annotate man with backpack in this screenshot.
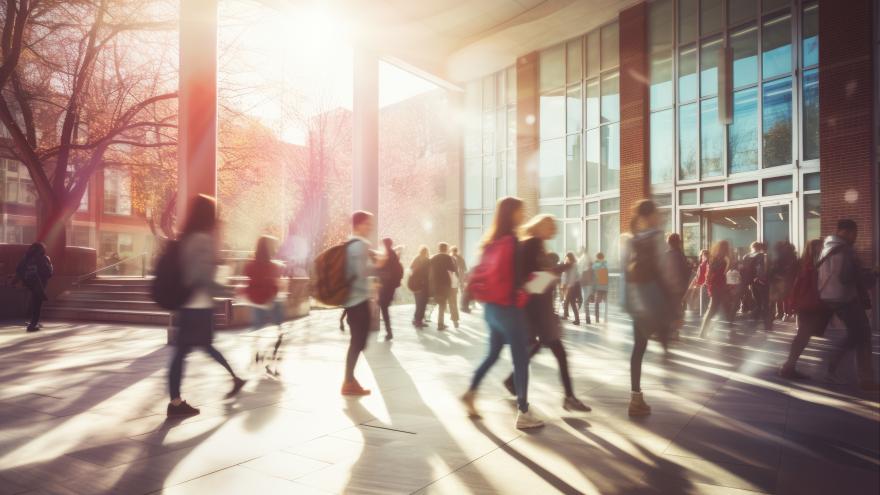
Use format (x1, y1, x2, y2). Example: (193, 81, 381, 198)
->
(14, 242, 53, 332)
(339, 211, 376, 396)
(743, 241, 772, 331)
(818, 220, 878, 391)
(429, 242, 457, 331)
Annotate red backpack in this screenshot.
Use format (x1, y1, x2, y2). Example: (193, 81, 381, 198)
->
(467, 235, 526, 307)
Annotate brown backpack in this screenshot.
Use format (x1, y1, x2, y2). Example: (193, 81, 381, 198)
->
(312, 240, 356, 306)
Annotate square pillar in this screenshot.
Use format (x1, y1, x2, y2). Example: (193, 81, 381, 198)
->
(516, 52, 540, 218)
(618, 2, 650, 233)
(353, 49, 379, 243)
(178, 0, 218, 221)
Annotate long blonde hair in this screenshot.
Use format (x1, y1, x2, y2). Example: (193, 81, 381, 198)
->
(520, 214, 556, 239)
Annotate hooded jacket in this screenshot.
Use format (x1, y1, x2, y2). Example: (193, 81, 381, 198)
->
(816, 235, 858, 304)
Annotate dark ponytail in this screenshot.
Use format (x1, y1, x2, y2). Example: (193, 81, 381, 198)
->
(629, 199, 657, 234)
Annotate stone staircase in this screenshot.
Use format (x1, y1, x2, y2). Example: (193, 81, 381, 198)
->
(43, 276, 231, 327)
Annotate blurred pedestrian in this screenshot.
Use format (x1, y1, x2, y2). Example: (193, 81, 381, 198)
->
(167, 195, 245, 417)
(578, 250, 593, 324)
(376, 237, 403, 340)
(561, 252, 581, 325)
(743, 241, 771, 331)
(408, 246, 430, 328)
(664, 233, 691, 337)
(591, 253, 609, 323)
(698, 240, 734, 339)
(14, 242, 53, 332)
(429, 242, 457, 331)
(243, 235, 284, 375)
(779, 238, 825, 379)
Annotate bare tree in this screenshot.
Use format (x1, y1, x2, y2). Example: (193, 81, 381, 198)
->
(0, 0, 178, 268)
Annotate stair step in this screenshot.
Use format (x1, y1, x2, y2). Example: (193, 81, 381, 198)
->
(42, 307, 171, 325)
(62, 291, 153, 301)
(47, 299, 162, 312)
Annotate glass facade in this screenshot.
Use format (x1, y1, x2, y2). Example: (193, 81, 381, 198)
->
(463, 0, 824, 269)
(462, 67, 517, 265)
(538, 22, 620, 266)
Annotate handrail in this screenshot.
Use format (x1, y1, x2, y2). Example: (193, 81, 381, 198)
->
(75, 252, 149, 285)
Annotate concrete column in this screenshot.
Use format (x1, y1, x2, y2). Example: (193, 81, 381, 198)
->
(352, 49, 379, 244)
(178, 0, 218, 221)
(515, 52, 540, 218)
(618, 2, 650, 234)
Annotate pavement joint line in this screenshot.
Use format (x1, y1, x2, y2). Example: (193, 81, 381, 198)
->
(359, 423, 418, 435)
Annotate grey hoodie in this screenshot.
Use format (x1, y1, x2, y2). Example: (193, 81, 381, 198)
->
(816, 235, 857, 304)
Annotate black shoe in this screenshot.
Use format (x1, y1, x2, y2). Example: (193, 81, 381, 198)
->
(26, 325, 40, 333)
(572, 320, 580, 325)
(385, 333, 394, 341)
(167, 401, 200, 417)
(226, 377, 246, 398)
(503, 376, 516, 396)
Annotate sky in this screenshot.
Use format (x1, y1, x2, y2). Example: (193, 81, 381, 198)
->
(218, 0, 439, 144)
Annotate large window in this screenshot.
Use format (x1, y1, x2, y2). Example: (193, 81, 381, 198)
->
(103, 167, 132, 216)
(462, 67, 517, 263)
(1, 159, 36, 206)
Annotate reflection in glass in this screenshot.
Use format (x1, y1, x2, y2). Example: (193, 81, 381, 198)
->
(482, 154, 495, 206)
(586, 31, 600, 79)
(601, 72, 619, 124)
(565, 223, 581, 253)
(566, 134, 581, 198)
(679, 0, 698, 45)
(679, 46, 698, 101)
(540, 44, 565, 91)
(700, 38, 721, 97)
(729, 181, 759, 200)
(802, 4, 818, 67)
(650, 52, 673, 110)
(481, 112, 494, 156)
(731, 26, 758, 88)
(802, 69, 819, 161)
(649, 0, 673, 53)
(804, 194, 821, 243)
(566, 85, 582, 133)
(763, 205, 790, 252)
(763, 0, 788, 13)
(586, 128, 599, 195)
(601, 23, 619, 70)
(600, 212, 620, 269)
(700, 0, 722, 36)
(586, 79, 600, 129)
(762, 76, 792, 167)
(601, 123, 620, 191)
(728, 87, 759, 173)
(650, 109, 674, 184)
(702, 187, 724, 203)
(567, 40, 582, 84)
(464, 156, 481, 209)
(763, 15, 792, 79)
(701, 98, 723, 177)
(586, 219, 599, 258)
(679, 103, 699, 180)
(763, 175, 792, 195)
(728, 0, 756, 26)
(539, 88, 565, 139)
(539, 138, 565, 198)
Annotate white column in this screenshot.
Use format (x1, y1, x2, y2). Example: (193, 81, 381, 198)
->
(178, 0, 218, 221)
(352, 48, 379, 243)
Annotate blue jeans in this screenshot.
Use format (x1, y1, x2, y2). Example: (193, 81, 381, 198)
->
(252, 301, 283, 330)
(470, 303, 530, 412)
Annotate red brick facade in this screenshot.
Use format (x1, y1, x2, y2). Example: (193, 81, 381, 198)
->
(818, 0, 876, 262)
(618, 2, 651, 233)
(516, 52, 540, 218)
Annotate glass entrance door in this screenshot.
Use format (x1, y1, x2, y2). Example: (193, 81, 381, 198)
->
(761, 203, 792, 258)
(704, 207, 758, 262)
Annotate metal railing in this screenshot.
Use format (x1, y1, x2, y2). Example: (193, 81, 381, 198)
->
(75, 252, 149, 285)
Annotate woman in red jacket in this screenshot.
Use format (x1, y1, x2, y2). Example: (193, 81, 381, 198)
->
(698, 241, 733, 339)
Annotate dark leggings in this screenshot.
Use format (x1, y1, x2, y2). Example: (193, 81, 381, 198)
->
(631, 320, 651, 392)
(506, 338, 575, 398)
(344, 301, 370, 382)
(28, 286, 45, 327)
(563, 285, 580, 321)
(169, 344, 235, 400)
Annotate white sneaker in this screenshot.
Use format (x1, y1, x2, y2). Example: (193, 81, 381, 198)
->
(515, 409, 545, 429)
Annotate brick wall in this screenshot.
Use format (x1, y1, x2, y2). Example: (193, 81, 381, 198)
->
(516, 52, 540, 218)
(618, 2, 650, 233)
(818, 0, 876, 263)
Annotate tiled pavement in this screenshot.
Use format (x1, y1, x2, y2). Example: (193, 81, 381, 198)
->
(0, 306, 878, 494)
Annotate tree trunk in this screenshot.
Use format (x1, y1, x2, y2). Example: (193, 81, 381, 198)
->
(36, 202, 68, 276)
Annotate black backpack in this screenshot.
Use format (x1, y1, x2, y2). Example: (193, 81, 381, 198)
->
(151, 240, 193, 310)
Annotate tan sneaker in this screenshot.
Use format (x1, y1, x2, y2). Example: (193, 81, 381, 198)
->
(515, 409, 545, 429)
(628, 391, 652, 417)
(461, 390, 480, 418)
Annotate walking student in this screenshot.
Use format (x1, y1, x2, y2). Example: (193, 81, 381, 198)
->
(621, 200, 676, 417)
(817, 220, 878, 391)
(243, 235, 284, 372)
(591, 253, 609, 323)
(167, 195, 245, 417)
(429, 242, 457, 330)
(579, 250, 593, 324)
(448, 246, 463, 326)
(461, 196, 544, 429)
(14, 242, 53, 332)
(561, 252, 581, 325)
(743, 241, 771, 331)
(340, 211, 376, 396)
(376, 237, 403, 340)
(664, 233, 692, 339)
(408, 246, 430, 328)
(698, 240, 734, 339)
(501, 215, 590, 412)
(779, 238, 826, 380)
(452, 246, 471, 314)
